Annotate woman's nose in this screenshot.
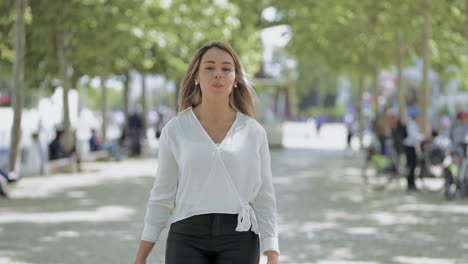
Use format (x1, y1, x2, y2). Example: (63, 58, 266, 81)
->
(213, 69, 222, 79)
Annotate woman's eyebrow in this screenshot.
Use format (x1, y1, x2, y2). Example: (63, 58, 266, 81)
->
(203, 60, 233, 65)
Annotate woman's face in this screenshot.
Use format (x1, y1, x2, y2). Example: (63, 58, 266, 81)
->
(196, 47, 236, 100)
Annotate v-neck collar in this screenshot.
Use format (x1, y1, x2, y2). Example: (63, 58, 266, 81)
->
(189, 107, 239, 148)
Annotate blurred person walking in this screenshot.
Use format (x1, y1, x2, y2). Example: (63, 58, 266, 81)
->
(375, 106, 391, 155)
(403, 107, 425, 191)
(344, 111, 356, 150)
(25, 133, 45, 176)
(133, 41, 279, 264)
(450, 111, 468, 155)
(389, 110, 406, 159)
(128, 112, 143, 156)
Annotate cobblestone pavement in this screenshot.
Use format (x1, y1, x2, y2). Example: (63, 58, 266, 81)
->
(1, 124, 468, 264)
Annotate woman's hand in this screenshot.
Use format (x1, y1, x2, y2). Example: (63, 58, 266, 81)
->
(265, 250, 279, 264)
(134, 240, 155, 264)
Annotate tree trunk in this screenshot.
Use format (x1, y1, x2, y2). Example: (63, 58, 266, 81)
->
(466, 0, 468, 45)
(273, 88, 280, 114)
(78, 78, 86, 110)
(370, 11, 380, 118)
(465, 0, 468, 56)
(175, 77, 181, 110)
(372, 64, 380, 116)
(56, 31, 72, 151)
(420, 0, 432, 135)
(358, 74, 365, 150)
(8, 0, 26, 177)
(123, 70, 130, 126)
(317, 76, 325, 108)
(397, 30, 407, 124)
(284, 85, 293, 120)
(290, 84, 297, 120)
(100, 75, 108, 141)
(141, 74, 147, 139)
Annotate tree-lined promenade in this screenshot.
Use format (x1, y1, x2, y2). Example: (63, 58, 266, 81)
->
(1, 0, 468, 176)
(1, 125, 467, 263)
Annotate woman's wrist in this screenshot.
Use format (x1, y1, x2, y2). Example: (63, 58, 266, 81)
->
(135, 240, 155, 262)
(265, 250, 279, 258)
(134, 256, 147, 263)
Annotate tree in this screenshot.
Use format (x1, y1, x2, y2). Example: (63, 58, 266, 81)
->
(420, 0, 432, 135)
(0, 1, 15, 78)
(8, 0, 26, 178)
(25, 0, 148, 142)
(25, 0, 77, 149)
(271, 0, 434, 147)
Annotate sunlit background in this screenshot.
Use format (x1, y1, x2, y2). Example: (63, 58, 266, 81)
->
(1, 0, 468, 263)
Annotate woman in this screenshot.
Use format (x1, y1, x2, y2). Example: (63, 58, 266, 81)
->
(134, 41, 279, 264)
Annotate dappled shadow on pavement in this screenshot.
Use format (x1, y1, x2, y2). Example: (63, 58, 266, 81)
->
(273, 148, 468, 264)
(0, 159, 160, 264)
(0, 151, 467, 263)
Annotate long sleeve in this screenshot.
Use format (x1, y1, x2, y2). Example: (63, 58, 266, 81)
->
(141, 127, 178, 243)
(404, 119, 424, 147)
(252, 131, 280, 255)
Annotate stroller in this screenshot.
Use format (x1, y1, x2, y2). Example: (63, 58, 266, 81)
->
(417, 131, 449, 192)
(443, 138, 468, 200)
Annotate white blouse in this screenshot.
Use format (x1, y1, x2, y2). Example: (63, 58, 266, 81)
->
(141, 107, 280, 255)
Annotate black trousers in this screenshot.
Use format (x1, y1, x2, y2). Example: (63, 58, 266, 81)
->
(165, 213, 260, 264)
(378, 135, 387, 155)
(404, 146, 417, 189)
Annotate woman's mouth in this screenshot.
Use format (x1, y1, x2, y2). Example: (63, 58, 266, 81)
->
(212, 83, 224, 88)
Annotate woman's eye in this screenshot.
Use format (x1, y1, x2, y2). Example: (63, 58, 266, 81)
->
(204, 67, 232, 72)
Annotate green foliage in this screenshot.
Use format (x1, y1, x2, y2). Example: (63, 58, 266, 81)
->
(431, 0, 467, 87)
(12, 0, 271, 95)
(276, 0, 422, 75)
(83, 84, 122, 110)
(306, 105, 346, 120)
(2, 0, 467, 109)
(0, 1, 15, 68)
(268, 0, 468, 120)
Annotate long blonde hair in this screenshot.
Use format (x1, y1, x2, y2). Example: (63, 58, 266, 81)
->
(178, 41, 256, 117)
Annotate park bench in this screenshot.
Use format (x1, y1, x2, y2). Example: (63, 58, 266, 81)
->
(83, 149, 112, 162)
(76, 139, 113, 162)
(46, 155, 79, 174)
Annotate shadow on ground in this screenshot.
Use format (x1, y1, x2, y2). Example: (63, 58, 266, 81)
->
(0, 150, 467, 264)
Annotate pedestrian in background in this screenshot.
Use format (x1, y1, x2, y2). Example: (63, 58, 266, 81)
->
(48, 129, 66, 161)
(375, 106, 391, 155)
(403, 107, 425, 191)
(26, 133, 45, 176)
(450, 110, 468, 155)
(134, 41, 279, 264)
(128, 112, 143, 156)
(389, 109, 406, 158)
(89, 129, 121, 161)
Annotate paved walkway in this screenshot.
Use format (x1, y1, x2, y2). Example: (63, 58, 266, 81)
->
(1, 124, 467, 264)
